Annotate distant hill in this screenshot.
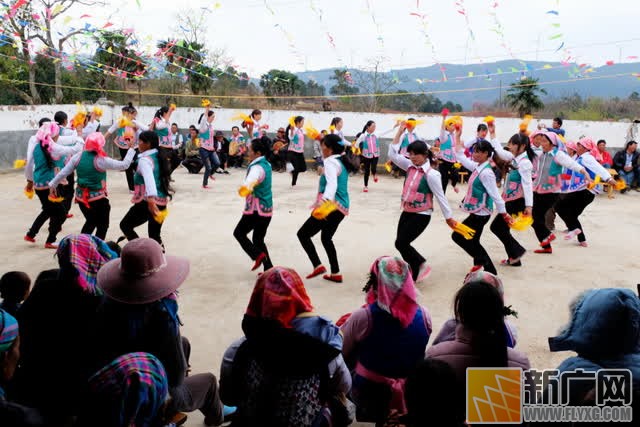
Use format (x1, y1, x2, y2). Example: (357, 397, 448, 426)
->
(295, 60, 640, 109)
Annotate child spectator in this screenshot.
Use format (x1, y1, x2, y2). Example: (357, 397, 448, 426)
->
(0, 272, 31, 317)
(597, 139, 613, 168)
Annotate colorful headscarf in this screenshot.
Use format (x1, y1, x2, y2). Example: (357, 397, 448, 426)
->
(85, 132, 108, 157)
(578, 137, 603, 162)
(367, 256, 419, 328)
(56, 234, 119, 296)
(88, 352, 168, 427)
(564, 140, 578, 153)
(35, 122, 61, 153)
(245, 267, 313, 328)
(529, 130, 559, 147)
(0, 308, 18, 353)
(463, 270, 504, 299)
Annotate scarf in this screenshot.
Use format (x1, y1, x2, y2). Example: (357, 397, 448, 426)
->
(88, 352, 168, 427)
(0, 308, 18, 353)
(463, 270, 504, 299)
(85, 132, 108, 157)
(367, 256, 419, 328)
(56, 234, 118, 296)
(246, 267, 313, 328)
(36, 122, 61, 154)
(578, 137, 603, 163)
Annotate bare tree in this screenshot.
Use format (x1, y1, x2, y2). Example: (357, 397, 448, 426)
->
(353, 56, 398, 112)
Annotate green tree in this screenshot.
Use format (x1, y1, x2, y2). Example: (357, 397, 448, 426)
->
(93, 31, 146, 97)
(629, 91, 640, 102)
(329, 69, 358, 95)
(259, 69, 303, 105)
(506, 77, 547, 117)
(157, 39, 215, 95)
(301, 79, 325, 97)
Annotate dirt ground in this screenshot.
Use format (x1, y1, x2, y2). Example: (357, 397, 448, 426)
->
(2, 166, 638, 426)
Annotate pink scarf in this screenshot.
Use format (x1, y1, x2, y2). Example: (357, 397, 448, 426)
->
(85, 132, 107, 157)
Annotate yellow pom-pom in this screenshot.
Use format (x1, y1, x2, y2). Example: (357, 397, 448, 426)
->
(453, 162, 462, 169)
(587, 175, 601, 190)
(201, 99, 211, 107)
(118, 116, 134, 128)
(484, 115, 495, 124)
(509, 212, 533, 231)
(13, 159, 26, 169)
(329, 125, 336, 132)
(288, 116, 297, 127)
(305, 125, 321, 141)
(384, 161, 393, 173)
(405, 119, 425, 128)
(312, 200, 338, 220)
(451, 222, 476, 240)
(92, 106, 103, 117)
(238, 186, 252, 198)
(614, 179, 626, 191)
(48, 194, 65, 203)
(153, 209, 168, 224)
(24, 188, 34, 199)
(169, 103, 177, 110)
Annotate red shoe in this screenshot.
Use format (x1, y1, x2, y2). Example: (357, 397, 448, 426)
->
(251, 253, 267, 271)
(44, 242, 58, 249)
(202, 185, 210, 189)
(24, 235, 36, 243)
(306, 265, 327, 279)
(323, 274, 343, 283)
(373, 176, 379, 183)
(540, 233, 556, 247)
(534, 247, 553, 254)
(363, 187, 369, 193)
(66, 213, 73, 219)
(470, 265, 484, 273)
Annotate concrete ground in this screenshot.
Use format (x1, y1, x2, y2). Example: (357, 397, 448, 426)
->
(2, 166, 638, 426)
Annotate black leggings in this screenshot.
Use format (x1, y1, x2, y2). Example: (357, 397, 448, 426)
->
(78, 197, 111, 241)
(297, 211, 345, 274)
(233, 212, 273, 270)
(532, 193, 559, 248)
(490, 198, 526, 260)
(395, 212, 431, 281)
(451, 213, 495, 274)
(362, 157, 379, 187)
(439, 161, 459, 193)
(120, 202, 167, 246)
(555, 190, 595, 243)
(27, 188, 67, 244)
(62, 173, 75, 213)
(119, 147, 136, 191)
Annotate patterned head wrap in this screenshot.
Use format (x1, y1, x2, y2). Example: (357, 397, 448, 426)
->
(0, 309, 18, 353)
(85, 132, 108, 157)
(367, 256, 419, 328)
(577, 137, 603, 162)
(88, 352, 168, 427)
(246, 267, 313, 328)
(463, 270, 504, 299)
(36, 121, 61, 153)
(56, 234, 119, 296)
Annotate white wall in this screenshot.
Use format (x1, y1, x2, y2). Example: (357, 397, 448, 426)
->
(0, 104, 635, 147)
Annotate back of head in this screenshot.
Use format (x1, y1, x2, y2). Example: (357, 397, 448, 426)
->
(323, 133, 345, 155)
(0, 271, 31, 303)
(251, 137, 270, 157)
(54, 111, 68, 126)
(474, 139, 495, 156)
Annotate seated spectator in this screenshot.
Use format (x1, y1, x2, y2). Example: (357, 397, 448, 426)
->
(270, 127, 287, 172)
(93, 238, 232, 426)
(228, 126, 246, 169)
(77, 352, 169, 427)
(401, 358, 466, 427)
(0, 309, 44, 426)
(426, 280, 530, 387)
(597, 139, 613, 168)
(431, 270, 518, 348)
(215, 131, 230, 174)
(546, 117, 566, 137)
(182, 125, 204, 174)
(220, 266, 352, 427)
(13, 235, 118, 423)
(340, 256, 431, 424)
(0, 272, 31, 317)
(546, 288, 640, 406)
(171, 122, 185, 161)
(613, 140, 639, 192)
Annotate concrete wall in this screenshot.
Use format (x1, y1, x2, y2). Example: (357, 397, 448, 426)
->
(1, 104, 636, 170)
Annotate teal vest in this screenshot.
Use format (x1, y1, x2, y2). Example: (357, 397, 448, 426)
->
(319, 159, 350, 211)
(462, 163, 494, 213)
(77, 151, 107, 191)
(245, 157, 273, 215)
(534, 148, 564, 193)
(33, 143, 64, 189)
(504, 166, 523, 201)
(134, 151, 168, 200)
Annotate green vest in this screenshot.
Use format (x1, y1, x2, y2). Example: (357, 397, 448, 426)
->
(77, 151, 107, 191)
(462, 163, 494, 213)
(33, 143, 64, 188)
(245, 157, 273, 215)
(134, 151, 168, 200)
(319, 159, 350, 211)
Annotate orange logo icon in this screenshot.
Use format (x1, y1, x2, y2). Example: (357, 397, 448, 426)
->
(466, 368, 523, 424)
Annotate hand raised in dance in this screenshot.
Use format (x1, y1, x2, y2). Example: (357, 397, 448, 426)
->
(488, 121, 496, 139)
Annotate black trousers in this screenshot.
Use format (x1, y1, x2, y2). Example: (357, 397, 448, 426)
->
(439, 161, 459, 193)
(119, 147, 136, 191)
(62, 173, 75, 213)
(555, 190, 595, 243)
(182, 157, 203, 174)
(27, 188, 67, 244)
(532, 193, 559, 248)
(451, 213, 496, 274)
(362, 157, 379, 187)
(233, 212, 273, 270)
(395, 212, 431, 281)
(120, 202, 167, 246)
(297, 211, 345, 274)
(490, 198, 526, 260)
(219, 153, 229, 170)
(78, 198, 111, 241)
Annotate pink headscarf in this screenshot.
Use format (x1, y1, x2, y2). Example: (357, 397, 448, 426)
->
(463, 270, 504, 300)
(578, 137, 603, 162)
(367, 256, 419, 328)
(85, 132, 107, 157)
(565, 140, 578, 153)
(35, 122, 60, 152)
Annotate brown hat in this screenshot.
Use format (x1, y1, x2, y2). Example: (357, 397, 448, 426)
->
(97, 238, 189, 304)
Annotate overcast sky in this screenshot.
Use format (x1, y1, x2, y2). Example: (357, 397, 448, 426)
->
(84, 0, 639, 77)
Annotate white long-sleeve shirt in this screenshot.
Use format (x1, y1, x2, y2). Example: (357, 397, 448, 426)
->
(137, 149, 158, 198)
(243, 156, 266, 187)
(82, 121, 100, 138)
(490, 139, 534, 206)
(575, 152, 612, 194)
(533, 150, 584, 191)
(455, 149, 507, 215)
(387, 142, 453, 218)
(321, 154, 342, 201)
(48, 148, 136, 189)
(24, 135, 84, 181)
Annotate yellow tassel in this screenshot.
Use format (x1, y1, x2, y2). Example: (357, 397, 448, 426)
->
(453, 162, 462, 169)
(384, 161, 393, 173)
(231, 113, 252, 123)
(153, 209, 168, 224)
(614, 179, 626, 191)
(118, 116, 134, 128)
(92, 106, 103, 117)
(405, 119, 425, 127)
(312, 200, 338, 220)
(238, 181, 257, 198)
(201, 99, 211, 107)
(586, 175, 601, 190)
(509, 213, 533, 231)
(48, 194, 65, 203)
(169, 103, 177, 110)
(304, 125, 321, 141)
(445, 116, 463, 128)
(451, 222, 476, 240)
(288, 116, 296, 127)
(483, 115, 495, 124)
(24, 188, 34, 199)
(13, 159, 26, 169)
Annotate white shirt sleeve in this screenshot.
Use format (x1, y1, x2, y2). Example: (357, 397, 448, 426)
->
(134, 120, 149, 131)
(82, 121, 100, 138)
(355, 133, 366, 144)
(491, 138, 514, 162)
(57, 135, 85, 148)
(96, 149, 136, 171)
(581, 154, 612, 180)
(137, 157, 157, 198)
(439, 128, 448, 146)
(107, 122, 118, 134)
(199, 121, 209, 134)
(519, 159, 534, 207)
(426, 169, 453, 219)
(387, 142, 412, 171)
(464, 138, 478, 149)
(243, 164, 265, 187)
(50, 140, 83, 158)
(25, 136, 37, 181)
(322, 157, 339, 201)
(455, 148, 477, 171)
(479, 168, 507, 214)
(49, 152, 81, 188)
(154, 118, 169, 130)
(554, 151, 584, 172)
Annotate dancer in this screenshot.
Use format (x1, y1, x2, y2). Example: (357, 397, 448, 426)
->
(329, 117, 348, 145)
(244, 109, 268, 139)
(555, 138, 616, 247)
(356, 120, 380, 192)
(198, 105, 220, 189)
(438, 111, 460, 193)
(488, 128, 536, 266)
(286, 116, 307, 187)
(119, 131, 173, 247)
(451, 127, 512, 275)
(48, 132, 136, 240)
(297, 134, 349, 283)
(104, 103, 138, 191)
(398, 118, 421, 157)
(54, 110, 80, 217)
(24, 122, 84, 248)
(151, 105, 176, 174)
(529, 131, 589, 254)
(388, 122, 457, 282)
(233, 138, 274, 272)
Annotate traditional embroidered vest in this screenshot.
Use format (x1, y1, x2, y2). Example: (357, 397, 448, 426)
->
(33, 143, 64, 189)
(199, 124, 215, 151)
(288, 128, 305, 153)
(244, 157, 273, 217)
(132, 152, 168, 205)
(154, 120, 172, 148)
(75, 151, 107, 203)
(503, 154, 528, 202)
(115, 126, 135, 149)
(533, 148, 564, 194)
(461, 163, 494, 213)
(565, 155, 598, 193)
(438, 132, 456, 163)
(401, 166, 434, 213)
(361, 133, 380, 158)
(399, 132, 417, 156)
(317, 160, 349, 215)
